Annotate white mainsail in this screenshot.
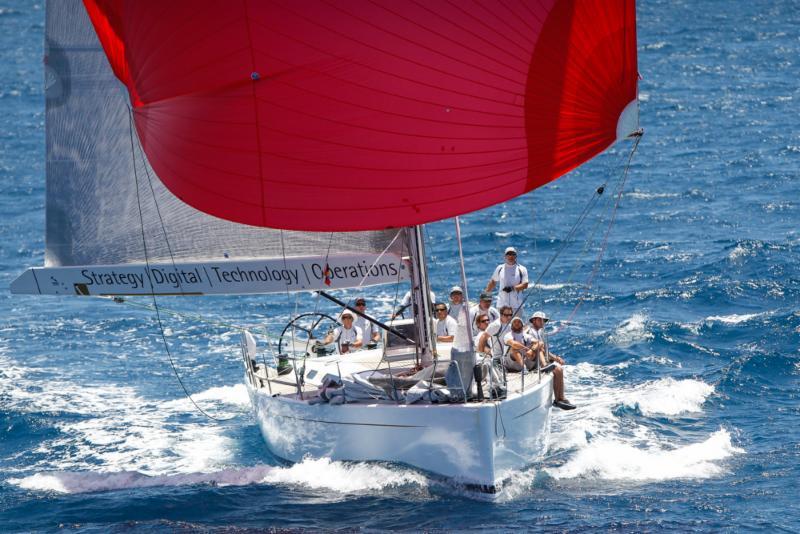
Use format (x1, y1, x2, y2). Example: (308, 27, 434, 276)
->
(12, 0, 406, 296)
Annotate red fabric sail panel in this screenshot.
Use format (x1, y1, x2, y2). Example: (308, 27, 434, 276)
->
(83, 0, 638, 231)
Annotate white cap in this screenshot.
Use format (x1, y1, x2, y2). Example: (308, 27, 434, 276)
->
(530, 311, 549, 322)
(504, 246, 517, 255)
(449, 285, 463, 294)
(340, 309, 354, 319)
(510, 316, 524, 326)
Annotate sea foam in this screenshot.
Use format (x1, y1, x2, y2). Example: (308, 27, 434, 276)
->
(8, 458, 428, 495)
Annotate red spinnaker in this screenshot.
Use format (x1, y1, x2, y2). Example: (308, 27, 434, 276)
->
(84, 0, 638, 231)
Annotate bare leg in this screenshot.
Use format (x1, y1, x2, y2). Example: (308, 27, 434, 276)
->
(553, 365, 565, 401)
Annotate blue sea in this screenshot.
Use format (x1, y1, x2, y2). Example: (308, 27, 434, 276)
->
(2, 0, 799, 531)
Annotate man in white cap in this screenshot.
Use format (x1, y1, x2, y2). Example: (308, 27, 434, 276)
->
(528, 311, 575, 410)
(447, 285, 466, 320)
(484, 246, 528, 317)
(322, 309, 363, 354)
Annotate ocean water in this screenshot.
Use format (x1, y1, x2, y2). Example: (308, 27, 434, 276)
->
(1, 0, 799, 531)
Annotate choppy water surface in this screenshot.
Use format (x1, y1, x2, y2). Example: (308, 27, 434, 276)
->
(2, 1, 799, 531)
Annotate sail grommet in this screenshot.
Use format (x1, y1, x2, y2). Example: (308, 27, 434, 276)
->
(250, 72, 260, 81)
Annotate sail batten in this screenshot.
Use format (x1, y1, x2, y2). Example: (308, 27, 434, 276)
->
(79, 0, 638, 232)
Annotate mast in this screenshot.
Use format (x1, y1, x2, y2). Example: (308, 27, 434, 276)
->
(407, 225, 435, 367)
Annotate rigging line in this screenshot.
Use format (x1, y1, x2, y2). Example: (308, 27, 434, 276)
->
(510, 184, 606, 318)
(554, 133, 643, 333)
(557, 146, 626, 288)
(126, 106, 229, 422)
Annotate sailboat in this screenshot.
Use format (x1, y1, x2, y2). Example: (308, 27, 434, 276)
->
(12, 0, 639, 492)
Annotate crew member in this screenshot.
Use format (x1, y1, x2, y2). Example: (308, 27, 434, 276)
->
(391, 289, 437, 319)
(528, 311, 575, 410)
(470, 292, 499, 329)
(433, 302, 458, 342)
(353, 297, 380, 345)
(478, 305, 514, 359)
(322, 309, 363, 354)
(502, 317, 539, 371)
(447, 286, 466, 320)
(484, 247, 528, 317)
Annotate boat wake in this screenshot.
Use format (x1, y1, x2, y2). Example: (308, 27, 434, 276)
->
(2, 348, 742, 500)
(7, 458, 428, 495)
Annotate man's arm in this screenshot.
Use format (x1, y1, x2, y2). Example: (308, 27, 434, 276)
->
(345, 326, 361, 349)
(322, 329, 336, 345)
(477, 331, 490, 353)
(485, 279, 496, 293)
(514, 266, 529, 292)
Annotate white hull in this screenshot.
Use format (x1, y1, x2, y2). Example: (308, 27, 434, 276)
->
(246, 373, 553, 491)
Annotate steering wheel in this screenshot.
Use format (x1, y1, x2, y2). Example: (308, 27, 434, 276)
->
(278, 312, 340, 360)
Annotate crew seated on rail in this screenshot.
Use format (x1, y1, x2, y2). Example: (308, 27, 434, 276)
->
(322, 309, 363, 354)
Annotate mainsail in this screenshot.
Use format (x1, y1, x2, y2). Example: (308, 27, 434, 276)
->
(11, 0, 406, 296)
(83, 0, 639, 232)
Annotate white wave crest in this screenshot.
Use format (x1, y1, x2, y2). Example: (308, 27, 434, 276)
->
(8, 458, 428, 495)
(623, 377, 714, 416)
(609, 313, 653, 346)
(547, 429, 742, 481)
(705, 312, 763, 325)
(626, 191, 679, 200)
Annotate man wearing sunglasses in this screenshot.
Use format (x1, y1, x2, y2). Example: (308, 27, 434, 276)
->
(477, 305, 514, 359)
(484, 246, 529, 317)
(433, 303, 458, 342)
(473, 312, 492, 354)
(528, 311, 575, 410)
(470, 291, 499, 330)
(352, 297, 380, 345)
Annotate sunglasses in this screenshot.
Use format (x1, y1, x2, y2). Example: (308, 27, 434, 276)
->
(436, 308, 447, 312)
(478, 319, 489, 323)
(355, 302, 366, 306)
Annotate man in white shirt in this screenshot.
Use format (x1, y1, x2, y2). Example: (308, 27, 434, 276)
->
(391, 289, 437, 319)
(478, 305, 514, 359)
(432, 302, 458, 342)
(322, 309, 363, 354)
(484, 246, 529, 317)
(353, 297, 380, 346)
(502, 317, 541, 372)
(470, 292, 499, 330)
(447, 286, 466, 320)
(528, 311, 575, 410)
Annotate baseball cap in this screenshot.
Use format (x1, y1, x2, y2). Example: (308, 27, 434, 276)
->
(479, 292, 492, 301)
(450, 285, 463, 294)
(504, 246, 517, 255)
(340, 309, 354, 319)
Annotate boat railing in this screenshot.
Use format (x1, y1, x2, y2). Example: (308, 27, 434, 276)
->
(242, 330, 544, 404)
